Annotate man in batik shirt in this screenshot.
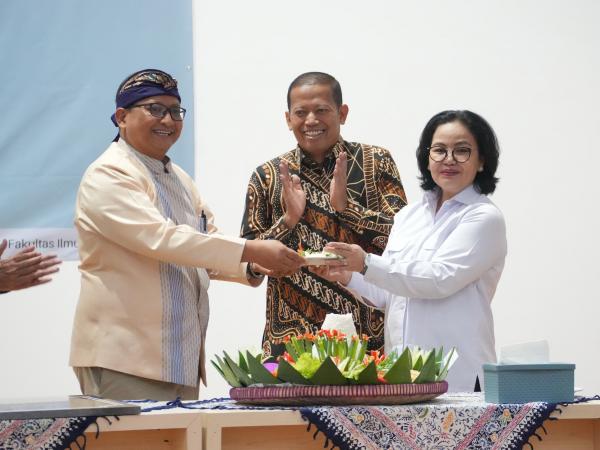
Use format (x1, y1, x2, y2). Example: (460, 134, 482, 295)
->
(241, 72, 407, 357)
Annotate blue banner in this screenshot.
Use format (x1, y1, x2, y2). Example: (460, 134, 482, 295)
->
(0, 0, 194, 259)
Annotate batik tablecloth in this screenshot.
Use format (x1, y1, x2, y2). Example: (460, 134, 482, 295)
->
(0, 393, 578, 450)
(138, 393, 560, 449)
(0, 416, 99, 450)
(298, 393, 558, 449)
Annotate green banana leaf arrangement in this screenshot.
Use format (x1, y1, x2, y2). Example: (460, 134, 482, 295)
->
(212, 330, 456, 387)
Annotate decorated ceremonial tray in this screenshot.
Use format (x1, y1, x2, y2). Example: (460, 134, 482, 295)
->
(229, 382, 448, 406)
(212, 330, 456, 406)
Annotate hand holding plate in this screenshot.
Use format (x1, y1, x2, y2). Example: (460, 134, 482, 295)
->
(323, 242, 366, 273)
(310, 264, 352, 285)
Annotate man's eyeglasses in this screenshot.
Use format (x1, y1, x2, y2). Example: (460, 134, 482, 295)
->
(129, 103, 186, 121)
(428, 145, 472, 163)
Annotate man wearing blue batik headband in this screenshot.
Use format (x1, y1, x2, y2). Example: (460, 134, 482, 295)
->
(70, 69, 304, 400)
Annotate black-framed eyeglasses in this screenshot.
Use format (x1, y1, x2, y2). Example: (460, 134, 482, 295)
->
(129, 103, 186, 121)
(428, 145, 472, 163)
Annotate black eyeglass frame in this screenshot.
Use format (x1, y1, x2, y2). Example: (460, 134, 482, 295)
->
(128, 103, 187, 121)
(428, 146, 473, 163)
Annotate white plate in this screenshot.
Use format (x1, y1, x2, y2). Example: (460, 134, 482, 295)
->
(303, 253, 344, 266)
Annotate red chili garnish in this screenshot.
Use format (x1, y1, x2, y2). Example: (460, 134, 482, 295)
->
(280, 352, 295, 363)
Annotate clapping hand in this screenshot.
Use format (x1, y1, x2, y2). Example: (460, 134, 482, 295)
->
(279, 160, 306, 228)
(329, 151, 348, 212)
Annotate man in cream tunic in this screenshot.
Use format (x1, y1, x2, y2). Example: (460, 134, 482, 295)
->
(70, 69, 303, 400)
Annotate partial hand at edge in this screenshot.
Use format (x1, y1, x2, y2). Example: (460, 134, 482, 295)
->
(0, 239, 62, 292)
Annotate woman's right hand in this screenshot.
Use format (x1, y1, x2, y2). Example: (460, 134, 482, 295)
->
(323, 242, 367, 273)
(309, 264, 352, 285)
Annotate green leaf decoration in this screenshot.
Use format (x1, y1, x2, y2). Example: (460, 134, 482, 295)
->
(435, 346, 444, 364)
(357, 360, 379, 384)
(315, 340, 326, 360)
(348, 338, 359, 360)
(210, 360, 224, 377)
(309, 357, 347, 385)
(245, 351, 281, 384)
(413, 354, 424, 371)
(336, 356, 350, 373)
(344, 360, 365, 381)
(384, 346, 412, 384)
(277, 359, 312, 385)
(410, 347, 425, 367)
(223, 351, 253, 387)
(437, 348, 457, 381)
(212, 332, 456, 387)
(291, 336, 304, 357)
(304, 340, 314, 355)
(237, 351, 249, 373)
(333, 339, 348, 359)
(293, 353, 322, 378)
(285, 341, 299, 361)
(434, 347, 444, 376)
(214, 355, 242, 387)
(356, 340, 368, 362)
(414, 350, 437, 383)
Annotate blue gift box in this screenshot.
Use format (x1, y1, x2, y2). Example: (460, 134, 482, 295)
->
(483, 363, 575, 404)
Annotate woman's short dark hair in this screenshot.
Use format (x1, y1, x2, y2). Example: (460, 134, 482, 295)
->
(416, 110, 500, 195)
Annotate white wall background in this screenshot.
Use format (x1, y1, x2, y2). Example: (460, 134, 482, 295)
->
(1, 0, 599, 399)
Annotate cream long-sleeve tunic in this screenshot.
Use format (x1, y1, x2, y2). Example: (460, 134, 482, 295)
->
(70, 139, 249, 387)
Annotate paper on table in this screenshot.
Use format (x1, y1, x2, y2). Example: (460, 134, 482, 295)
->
(498, 340, 550, 364)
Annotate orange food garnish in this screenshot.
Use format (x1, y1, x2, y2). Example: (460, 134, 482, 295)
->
(280, 352, 295, 363)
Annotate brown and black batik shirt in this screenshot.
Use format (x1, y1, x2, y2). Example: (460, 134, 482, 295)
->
(240, 140, 407, 356)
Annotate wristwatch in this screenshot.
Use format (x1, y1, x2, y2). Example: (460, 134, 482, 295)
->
(359, 253, 370, 275)
(246, 262, 264, 280)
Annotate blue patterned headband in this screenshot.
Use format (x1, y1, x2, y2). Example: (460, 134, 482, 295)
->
(110, 69, 181, 128)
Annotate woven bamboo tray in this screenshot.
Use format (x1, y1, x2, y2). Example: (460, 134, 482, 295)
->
(230, 381, 448, 406)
